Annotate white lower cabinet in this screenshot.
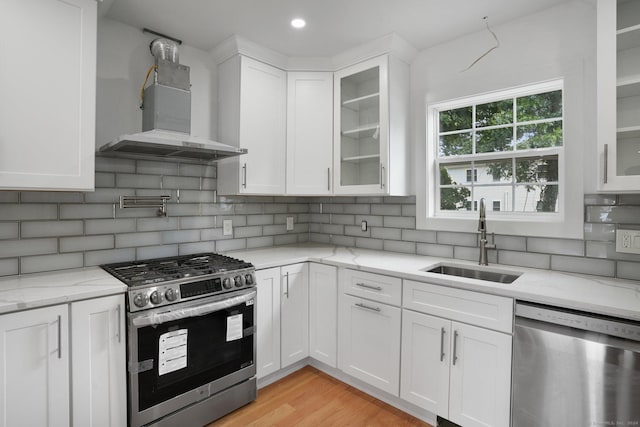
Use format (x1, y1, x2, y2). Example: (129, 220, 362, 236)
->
(308, 263, 338, 367)
(71, 294, 126, 427)
(401, 280, 513, 427)
(339, 293, 401, 396)
(256, 267, 282, 378)
(280, 263, 309, 368)
(0, 304, 70, 427)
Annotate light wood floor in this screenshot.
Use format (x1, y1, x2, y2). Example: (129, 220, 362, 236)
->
(207, 366, 433, 427)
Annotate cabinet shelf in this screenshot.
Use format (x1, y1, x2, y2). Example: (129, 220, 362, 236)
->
(342, 93, 380, 111)
(617, 75, 640, 97)
(341, 123, 380, 138)
(617, 24, 640, 51)
(616, 126, 640, 139)
(342, 154, 380, 163)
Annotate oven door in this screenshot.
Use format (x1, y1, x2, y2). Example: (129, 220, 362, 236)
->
(128, 288, 256, 427)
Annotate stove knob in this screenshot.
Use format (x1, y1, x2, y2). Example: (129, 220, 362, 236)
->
(223, 277, 233, 289)
(165, 288, 177, 302)
(245, 274, 254, 285)
(234, 275, 244, 287)
(133, 293, 149, 308)
(150, 290, 163, 305)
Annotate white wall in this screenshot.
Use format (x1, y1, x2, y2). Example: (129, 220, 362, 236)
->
(412, 0, 597, 237)
(95, 18, 217, 148)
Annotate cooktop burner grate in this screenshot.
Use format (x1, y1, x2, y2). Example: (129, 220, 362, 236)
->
(101, 253, 253, 287)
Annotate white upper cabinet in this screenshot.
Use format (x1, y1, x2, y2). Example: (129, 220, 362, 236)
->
(334, 55, 410, 195)
(0, 0, 96, 191)
(597, 0, 640, 191)
(217, 55, 287, 195)
(286, 72, 334, 195)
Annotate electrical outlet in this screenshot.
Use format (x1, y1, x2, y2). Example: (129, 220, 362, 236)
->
(361, 220, 368, 231)
(286, 216, 294, 231)
(223, 219, 233, 236)
(616, 229, 640, 254)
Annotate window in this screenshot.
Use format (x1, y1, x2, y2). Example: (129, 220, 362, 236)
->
(432, 80, 563, 215)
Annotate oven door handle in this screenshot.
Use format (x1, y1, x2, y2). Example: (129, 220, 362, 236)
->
(131, 290, 256, 327)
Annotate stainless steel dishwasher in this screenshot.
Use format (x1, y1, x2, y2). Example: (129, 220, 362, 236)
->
(512, 301, 640, 427)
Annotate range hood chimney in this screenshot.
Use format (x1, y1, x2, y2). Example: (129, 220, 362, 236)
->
(99, 36, 246, 163)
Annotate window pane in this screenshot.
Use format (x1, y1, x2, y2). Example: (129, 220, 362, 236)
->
(475, 159, 513, 184)
(514, 184, 559, 212)
(439, 106, 472, 132)
(440, 187, 472, 211)
(515, 156, 558, 184)
(439, 132, 472, 156)
(476, 100, 513, 127)
(473, 187, 513, 212)
(516, 121, 562, 149)
(476, 127, 513, 153)
(517, 90, 562, 122)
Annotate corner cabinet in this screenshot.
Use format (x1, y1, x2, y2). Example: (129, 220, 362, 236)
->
(286, 72, 334, 195)
(333, 55, 411, 195)
(308, 263, 338, 367)
(0, 0, 96, 191)
(217, 55, 287, 195)
(597, 0, 640, 191)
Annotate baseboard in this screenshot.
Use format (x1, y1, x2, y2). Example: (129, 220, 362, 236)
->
(257, 357, 437, 426)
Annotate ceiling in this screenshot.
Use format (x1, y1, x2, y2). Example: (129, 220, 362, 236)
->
(101, 0, 574, 57)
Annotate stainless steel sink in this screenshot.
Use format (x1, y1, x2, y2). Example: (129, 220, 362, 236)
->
(425, 265, 521, 284)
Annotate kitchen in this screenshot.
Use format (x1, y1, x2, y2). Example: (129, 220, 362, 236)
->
(1, 0, 639, 426)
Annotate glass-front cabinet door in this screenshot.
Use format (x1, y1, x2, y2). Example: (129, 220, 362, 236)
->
(597, 0, 640, 191)
(334, 56, 389, 194)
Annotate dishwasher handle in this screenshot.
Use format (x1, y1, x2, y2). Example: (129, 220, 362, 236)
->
(516, 302, 640, 342)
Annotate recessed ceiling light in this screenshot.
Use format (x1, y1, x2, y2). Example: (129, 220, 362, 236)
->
(291, 18, 306, 29)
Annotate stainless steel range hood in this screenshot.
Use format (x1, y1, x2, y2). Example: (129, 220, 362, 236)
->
(99, 37, 246, 164)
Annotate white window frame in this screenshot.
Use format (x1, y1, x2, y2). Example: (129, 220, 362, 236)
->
(418, 79, 583, 238)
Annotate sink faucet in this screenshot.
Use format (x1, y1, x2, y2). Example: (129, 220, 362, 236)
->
(478, 198, 496, 265)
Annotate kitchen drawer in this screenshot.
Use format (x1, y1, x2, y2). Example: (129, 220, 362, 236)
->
(341, 269, 401, 306)
(403, 280, 513, 333)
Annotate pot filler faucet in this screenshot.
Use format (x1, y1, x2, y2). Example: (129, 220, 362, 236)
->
(478, 198, 496, 265)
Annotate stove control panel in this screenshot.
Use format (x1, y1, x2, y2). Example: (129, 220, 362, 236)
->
(128, 269, 256, 311)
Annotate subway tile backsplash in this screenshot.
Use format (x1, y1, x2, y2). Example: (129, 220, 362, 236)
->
(0, 157, 639, 281)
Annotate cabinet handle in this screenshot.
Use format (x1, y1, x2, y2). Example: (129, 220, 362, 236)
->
(355, 282, 383, 291)
(116, 304, 122, 343)
(242, 163, 247, 188)
(604, 143, 608, 184)
(57, 315, 62, 359)
(284, 272, 289, 298)
(440, 327, 446, 362)
(380, 163, 385, 189)
(327, 167, 331, 191)
(452, 330, 459, 366)
(355, 302, 381, 312)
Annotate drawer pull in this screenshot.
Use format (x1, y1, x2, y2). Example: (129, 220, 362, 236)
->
(57, 315, 62, 359)
(440, 327, 445, 362)
(355, 302, 381, 312)
(355, 282, 383, 291)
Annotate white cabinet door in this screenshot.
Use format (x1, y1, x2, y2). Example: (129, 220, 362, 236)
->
(256, 267, 282, 378)
(309, 263, 337, 367)
(217, 55, 287, 195)
(400, 309, 450, 416)
(286, 72, 334, 195)
(448, 322, 512, 427)
(0, 0, 96, 191)
(280, 263, 309, 368)
(333, 55, 410, 196)
(0, 305, 70, 427)
(597, 0, 640, 191)
(71, 295, 126, 427)
(339, 293, 401, 396)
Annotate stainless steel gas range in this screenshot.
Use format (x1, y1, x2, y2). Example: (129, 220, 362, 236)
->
(101, 253, 257, 427)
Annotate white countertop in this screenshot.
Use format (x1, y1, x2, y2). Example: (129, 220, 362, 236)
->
(0, 267, 126, 314)
(1, 244, 638, 321)
(228, 243, 640, 322)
